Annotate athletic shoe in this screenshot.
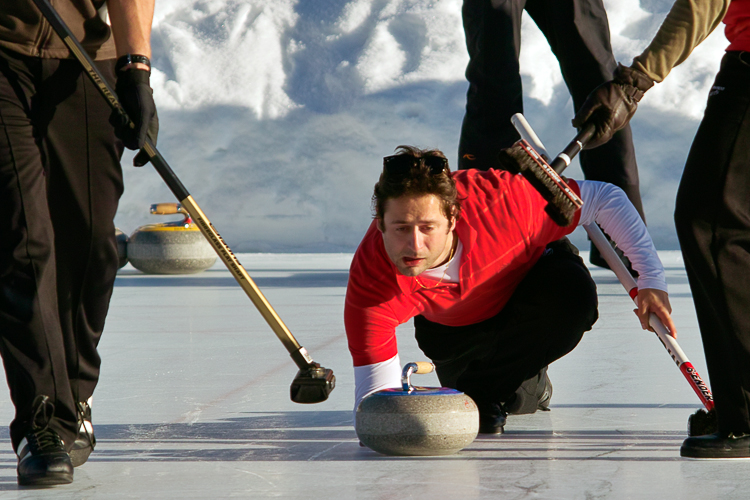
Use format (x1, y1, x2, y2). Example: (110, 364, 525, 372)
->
(70, 398, 95, 467)
(477, 403, 507, 434)
(16, 396, 73, 486)
(680, 432, 750, 458)
(537, 369, 553, 411)
(505, 366, 553, 414)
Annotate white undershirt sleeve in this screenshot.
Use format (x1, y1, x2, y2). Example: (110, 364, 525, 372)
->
(578, 180, 667, 292)
(352, 354, 402, 423)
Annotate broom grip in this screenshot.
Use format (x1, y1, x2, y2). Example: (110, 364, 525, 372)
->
(548, 125, 595, 174)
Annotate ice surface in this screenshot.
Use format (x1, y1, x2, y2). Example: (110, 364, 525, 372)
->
(0, 252, 747, 498)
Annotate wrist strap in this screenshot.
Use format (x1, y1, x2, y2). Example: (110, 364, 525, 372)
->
(115, 54, 151, 73)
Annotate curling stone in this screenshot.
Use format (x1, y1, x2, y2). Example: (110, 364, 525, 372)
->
(356, 362, 479, 456)
(115, 227, 129, 269)
(128, 203, 217, 274)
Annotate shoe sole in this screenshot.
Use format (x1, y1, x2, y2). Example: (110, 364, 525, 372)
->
(478, 426, 505, 435)
(18, 472, 73, 486)
(70, 447, 93, 468)
(680, 448, 750, 459)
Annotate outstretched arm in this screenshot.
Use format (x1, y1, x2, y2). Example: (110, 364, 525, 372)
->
(577, 180, 677, 337)
(632, 0, 730, 83)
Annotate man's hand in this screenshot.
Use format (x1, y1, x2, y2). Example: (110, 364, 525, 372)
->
(572, 64, 654, 150)
(112, 68, 156, 153)
(634, 288, 676, 338)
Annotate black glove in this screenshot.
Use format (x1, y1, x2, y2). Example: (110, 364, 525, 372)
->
(111, 67, 158, 165)
(133, 108, 158, 167)
(572, 64, 654, 150)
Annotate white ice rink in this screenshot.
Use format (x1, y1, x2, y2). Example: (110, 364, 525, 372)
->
(0, 251, 747, 498)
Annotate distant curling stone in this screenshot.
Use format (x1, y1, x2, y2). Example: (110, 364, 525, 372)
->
(115, 227, 129, 269)
(128, 203, 217, 274)
(356, 362, 479, 456)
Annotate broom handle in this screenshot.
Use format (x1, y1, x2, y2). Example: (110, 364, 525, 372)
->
(511, 113, 714, 411)
(511, 115, 594, 174)
(32, 0, 316, 370)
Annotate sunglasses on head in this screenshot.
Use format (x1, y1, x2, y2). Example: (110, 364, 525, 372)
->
(383, 154, 448, 177)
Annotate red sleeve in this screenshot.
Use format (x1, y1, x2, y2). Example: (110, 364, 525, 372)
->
(344, 222, 403, 366)
(518, 175, 581, 244)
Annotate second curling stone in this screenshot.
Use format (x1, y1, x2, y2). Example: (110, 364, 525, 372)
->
(115, 227, 129, 269)
(128, 203, 217, 274)
(356, 362, 479, 456)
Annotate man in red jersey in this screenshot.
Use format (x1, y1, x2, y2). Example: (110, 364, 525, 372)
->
(574, 0, 750, 458)
(345, 145, 674, 436)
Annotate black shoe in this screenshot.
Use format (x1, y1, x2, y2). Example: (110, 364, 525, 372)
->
(16, 396, 73, 486)
(478, 403, 507, 434)
(70, 398, 95, 467)
(680, 432, 750, 458)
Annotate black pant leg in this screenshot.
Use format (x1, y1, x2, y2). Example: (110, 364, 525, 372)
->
(674, 52, 750, 435)
(415, 241, 598, 407)
(526, 0, 644, 218)
(42, 58, 124, 404)
(458, 0, 525, 170)
(0, 49, 78, 450)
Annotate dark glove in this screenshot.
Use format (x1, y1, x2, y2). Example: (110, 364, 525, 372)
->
(111, 68, 158, 164)
(133, 108, 158, 167)
(572, 64, 654, 149)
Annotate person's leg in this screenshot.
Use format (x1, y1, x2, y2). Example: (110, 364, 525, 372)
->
(0, 49, 75, 484)
(526, 0, 643, 273)
(458, 0, 525, 170)
(40, 58, 123, 466)
(43, 58, 123, 406)
(415, 239, 598, 422)
(675, 53, 750, 457)
(526, 0, 644, 218)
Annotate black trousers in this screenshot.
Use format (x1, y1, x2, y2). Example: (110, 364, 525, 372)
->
(674, 51, 750, 435)
(414, 240, 598, 408)
(458, 0, 644, 218)
(0, 48, 123, 450)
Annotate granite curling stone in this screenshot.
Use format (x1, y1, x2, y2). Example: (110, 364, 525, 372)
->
(115, 227, 129, 269)
(356, 362, 479, 456)
(128, 203, 217, 274)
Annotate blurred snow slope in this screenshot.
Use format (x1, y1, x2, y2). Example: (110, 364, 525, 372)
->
(114, 0, 727, 251)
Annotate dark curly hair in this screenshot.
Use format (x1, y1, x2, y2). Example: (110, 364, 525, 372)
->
(372, 145, 462, 227)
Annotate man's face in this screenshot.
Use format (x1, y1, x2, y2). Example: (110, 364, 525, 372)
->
(380, 194, 455, 277)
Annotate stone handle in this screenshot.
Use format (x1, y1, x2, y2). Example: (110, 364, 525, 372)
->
(401, 362, 436, 391)
(150, 203, 188, 215)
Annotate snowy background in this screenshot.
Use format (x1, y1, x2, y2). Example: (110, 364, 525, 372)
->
(114, 0, 729, 251)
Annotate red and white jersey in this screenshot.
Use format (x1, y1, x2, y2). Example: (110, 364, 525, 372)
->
(345, 169, 666, 410)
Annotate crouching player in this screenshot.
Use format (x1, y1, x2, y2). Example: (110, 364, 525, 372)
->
(345, 145, 675, 434)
